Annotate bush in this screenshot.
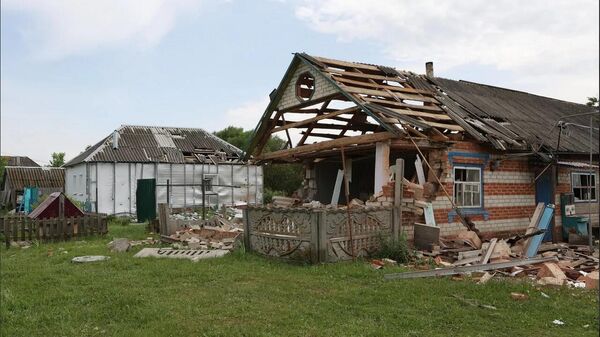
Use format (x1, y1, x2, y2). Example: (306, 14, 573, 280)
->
(263, 188, 285, 204)
(263, 163, 303, 196)
(373, 233, 412, 263)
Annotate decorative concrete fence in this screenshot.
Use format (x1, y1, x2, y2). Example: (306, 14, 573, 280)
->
(244, 206, 396, 263)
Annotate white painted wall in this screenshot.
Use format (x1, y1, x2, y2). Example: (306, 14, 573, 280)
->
(65, 163, 86, 203)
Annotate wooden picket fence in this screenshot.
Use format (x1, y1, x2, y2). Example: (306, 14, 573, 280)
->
(1, 213, 108, 247)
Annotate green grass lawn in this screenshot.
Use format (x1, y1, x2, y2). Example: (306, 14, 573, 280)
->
(1, 223, 598, 337)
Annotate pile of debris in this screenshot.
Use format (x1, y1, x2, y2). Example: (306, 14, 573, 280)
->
(386, 226, 599, 289)
(163, 225, 241, 251)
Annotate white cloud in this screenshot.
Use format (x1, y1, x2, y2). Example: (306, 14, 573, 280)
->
(295, 0, 599, 102)
(2, 0, 203, 60)
(224, 96, 270, 131)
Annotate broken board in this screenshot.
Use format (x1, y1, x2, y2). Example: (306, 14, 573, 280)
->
(525, 204, 555, 258)
(414, 223, 440, 250)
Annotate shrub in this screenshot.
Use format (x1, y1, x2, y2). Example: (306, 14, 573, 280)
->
(263, 188, 285, 204)
(373, 233, 412, 263)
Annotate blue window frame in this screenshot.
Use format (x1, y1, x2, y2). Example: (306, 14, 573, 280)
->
(448, 162, 489, 222)
(453, 166, 482, 208)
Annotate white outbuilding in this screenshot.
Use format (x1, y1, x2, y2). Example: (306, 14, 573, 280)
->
(64, 125, 263, 216)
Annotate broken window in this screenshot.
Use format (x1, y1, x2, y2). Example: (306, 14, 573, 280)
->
(454, 166, 482, 208)
(572, 172, 596, 202)
(296, 72, 315, 101)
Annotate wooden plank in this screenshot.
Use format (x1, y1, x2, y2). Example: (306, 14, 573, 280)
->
(331, 170, 344, 206)
(324, 67, 407, 82)
(362, 96, 443, 112)
(70, 216, 75, 240)
(420, 120, 464, 131)
(343, 85, 438, 104)
(256, 132, 395, 161)
(315, 56, 381, 71)
(20, 217, 26, 241)
(481, 238, 498, 264)
(387, 108, 452, 120)
(393, 158, 404, 242)
(58, 217, 64, 242)
(415, 155, 426, 185)
(385, 256, 558, 280)
(414, 223, 440, 251)
(525, 205, 555, 258)
(3, 217, 9, 248)
(81, 215, 87, 238)
(332, 75, 434, 96)
(274, 121, 379, 132)
(271, 106, 361, 133)
(28, 218, 33, 241)
(12, 218, 18, 243)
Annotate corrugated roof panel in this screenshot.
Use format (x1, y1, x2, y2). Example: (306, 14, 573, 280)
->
(4, 167, 65, 190)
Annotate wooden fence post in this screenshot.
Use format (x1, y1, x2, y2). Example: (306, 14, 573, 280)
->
(393, 158, 404, 243)
(243, 208, 251, 252)
(158, 203, 170, 236)
(20, 217, 26, 242)
(3, 216, 9, 248)
(12, 218, 18, 244)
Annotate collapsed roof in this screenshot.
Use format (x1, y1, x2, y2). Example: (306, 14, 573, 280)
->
(246, 53, 598, 162)
(65, 125, 244, 166)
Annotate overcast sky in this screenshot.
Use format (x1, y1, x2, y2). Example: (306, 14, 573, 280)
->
(2, 0, 598, 164)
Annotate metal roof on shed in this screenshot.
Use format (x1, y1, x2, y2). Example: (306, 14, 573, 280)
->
(2, 167, 65, 190)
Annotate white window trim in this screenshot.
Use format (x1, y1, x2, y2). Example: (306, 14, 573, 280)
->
(571, 172, 597, 202)
(453, 166, 482, 208)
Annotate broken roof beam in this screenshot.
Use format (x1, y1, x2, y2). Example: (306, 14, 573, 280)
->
(313, 55, 381, 72)
(362, 97, 443, 112)
(342, 85, 439, 104)
(324, 68, 407, 82)
(271, 106, 361, 133)
(256, 132, 395, 161)
(332, 76, 433, 96)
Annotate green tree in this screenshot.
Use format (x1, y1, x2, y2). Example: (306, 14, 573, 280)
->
(0, 156, 8, 186)
(214, 126, 303, 197)
(214, 126, 252, 150)
(49, 152, 65, 167)
(586, 97, 599, 107)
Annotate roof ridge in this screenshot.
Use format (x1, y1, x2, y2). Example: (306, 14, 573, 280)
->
(119, 124, 212, 132)
(455, 79, 593, 106)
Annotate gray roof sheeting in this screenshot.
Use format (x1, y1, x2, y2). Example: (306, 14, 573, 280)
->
(64, 125, 243, 166)
(429, 78, 598, 153)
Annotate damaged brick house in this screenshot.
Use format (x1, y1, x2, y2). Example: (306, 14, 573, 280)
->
(244, 53, 598, 246)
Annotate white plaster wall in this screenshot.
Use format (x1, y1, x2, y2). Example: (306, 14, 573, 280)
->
(65, 164, 86, 202)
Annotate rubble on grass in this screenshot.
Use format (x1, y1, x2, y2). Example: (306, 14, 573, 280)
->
(164, 224, 241, 251)
(403, 229, 598, 289)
